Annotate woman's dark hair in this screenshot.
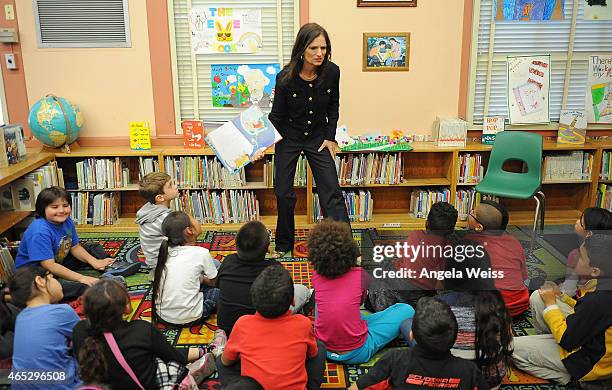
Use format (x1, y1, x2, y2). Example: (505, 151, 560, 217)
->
(35, 186, 72, 219)
(412, 297, 457, 353)
(426, 201, 458, 235)
(280, 23, 332, 85)
(8, 265, 48, 307)
(152, 211, 192, 323)
(0, 282, 16, 337)
(236, 221, 270, 261)
(308, 219, 360, 278)
(78, 280, 130, 385)
(581, 207, 612, 234)
(251, 264, 294, 318)
(444, 239, 513, 385)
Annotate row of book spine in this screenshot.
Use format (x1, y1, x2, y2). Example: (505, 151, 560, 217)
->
(263, 155, 307, 187)
(70, 192, 120, 226)
(0, 244, 15, 284)
(597, 184, 612, 211)
(457, 153, 485, 184)
(312, 191, 374, 222)
(75, 158, 130, 190)
(1, 162, 63, 212)
(164, 156, 246, 188)
(139, 157, 159, 180)
(334, 153, 403, 186)
(455, 188, 500, 221)
(170, 189, 259, 225)
(542, 152, 593, 181)
(410, 188, 451, 219)
(600, 151, 612, 180)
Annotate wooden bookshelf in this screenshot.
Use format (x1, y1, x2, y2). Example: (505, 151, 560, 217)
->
(36, 141, 611, 232)
(0, 150, 55, 234)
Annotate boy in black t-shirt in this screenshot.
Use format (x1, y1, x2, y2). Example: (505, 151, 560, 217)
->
(216, 221, 312, 335)
(349, 297, 490, 390)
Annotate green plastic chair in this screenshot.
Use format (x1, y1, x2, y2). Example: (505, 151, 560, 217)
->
(475, 131, 545, 250)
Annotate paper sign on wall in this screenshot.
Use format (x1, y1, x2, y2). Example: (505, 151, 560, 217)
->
(586, 55, 612, 123)
(189, 7, 262, 54)
(558, 110, 587, 145)
(583, 0, 612, 20)
(211, 64, 280, 108)
(507, 55, 550, 125)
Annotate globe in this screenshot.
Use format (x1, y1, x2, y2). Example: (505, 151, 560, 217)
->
(28, 95, 83, 148)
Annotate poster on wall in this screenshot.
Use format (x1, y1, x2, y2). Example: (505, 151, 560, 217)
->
(189, 7, 263, 54)
(496, 0, 564, 21)
(211, 64, 280, 108)
(583, 0, 612, 20)
(507, 55, 550, 124)
(586, 55, 612, 123)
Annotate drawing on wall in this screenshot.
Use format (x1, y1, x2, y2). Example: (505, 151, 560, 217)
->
(586, 55, 612, 123)
(496, 0, 564, 20)
(584, 0, 612, 20)
(362, 33, 410, 72)
(507, 55, 551, 124)
(211, 64, 280, 108)
(189, 7, 262, 54)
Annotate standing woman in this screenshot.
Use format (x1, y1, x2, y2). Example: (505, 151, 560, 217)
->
(268, 23, 350, 258)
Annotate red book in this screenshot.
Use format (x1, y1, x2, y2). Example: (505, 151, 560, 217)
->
(182, 120, 204, 149)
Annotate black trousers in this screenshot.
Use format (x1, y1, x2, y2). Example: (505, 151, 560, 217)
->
(274, 135, 350, 252)
(215, 340, 327, 389)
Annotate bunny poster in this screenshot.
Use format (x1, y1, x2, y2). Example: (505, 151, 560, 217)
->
(189, 7, 263, 54)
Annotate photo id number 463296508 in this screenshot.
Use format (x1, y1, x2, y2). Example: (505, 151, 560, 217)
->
(7, 369, 69, 384)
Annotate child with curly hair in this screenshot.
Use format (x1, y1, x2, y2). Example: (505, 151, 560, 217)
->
(309, 219, 414, 365)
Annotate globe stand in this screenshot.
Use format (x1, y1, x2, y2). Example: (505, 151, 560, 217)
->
(42, 141, 80, 154)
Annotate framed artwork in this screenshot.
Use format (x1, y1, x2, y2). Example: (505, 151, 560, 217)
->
(357, 0, 416, 7)
(363, 33, 410, 72)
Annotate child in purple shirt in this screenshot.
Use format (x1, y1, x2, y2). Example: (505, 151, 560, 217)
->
(309, 219, 414, 365)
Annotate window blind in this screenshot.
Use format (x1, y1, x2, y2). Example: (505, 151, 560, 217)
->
(469, 0, 612, 126)
(169, 0, 299, 132)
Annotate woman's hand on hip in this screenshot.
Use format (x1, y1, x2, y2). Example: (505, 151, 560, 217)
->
(318, 140, 338, 160)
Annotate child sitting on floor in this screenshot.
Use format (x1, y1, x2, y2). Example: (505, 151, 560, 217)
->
(466, 200, 529, 317)
(349, 297, 489, 390)
(513, 234, 612, 387)
(73, 279, 222, 389)
(216, 221, 312, 336)
(135, 172, 179, 267)
(559, 207, 612, 297)
(309, 219, 414, 365)
(10, 265, 81, 389)
(439, 239, 513, 389)
(152, 211, 220, 326)
(15, 187, 137, 300)
(218, 264, 326, 390)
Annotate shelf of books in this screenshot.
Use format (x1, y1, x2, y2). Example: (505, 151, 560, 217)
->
(35, 140, 611, 232)
(0, 152, 62, 234)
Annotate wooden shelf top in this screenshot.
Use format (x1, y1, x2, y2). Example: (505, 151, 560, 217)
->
(161, 145, 276, 157)
(542, 179, 592, 184)
(0, 210, 33, 234)
(0, 151, 54, 188)
(54, 145, 164, 157)
(339, 178, 451, 187)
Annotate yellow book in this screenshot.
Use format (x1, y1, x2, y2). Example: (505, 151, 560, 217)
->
(129, 122, 152, 150)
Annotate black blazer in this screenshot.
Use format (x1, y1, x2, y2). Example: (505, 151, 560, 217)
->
(268, 62, 340, 142)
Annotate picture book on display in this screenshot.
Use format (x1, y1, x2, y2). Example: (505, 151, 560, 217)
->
(0, 124, 27, 168)
(204, 106, 281, 173)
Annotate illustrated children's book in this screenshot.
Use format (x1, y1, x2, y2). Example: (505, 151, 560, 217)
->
(482, 116, 505, 145)
(558, 110, 587, 145)
(129, 122, 152, 150)
(182, 120, 205, 149)
(204, 106, 282, 173)
(0, 124, 27, 168)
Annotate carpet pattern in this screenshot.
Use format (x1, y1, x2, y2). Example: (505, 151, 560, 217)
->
(73, 227, 571, 390)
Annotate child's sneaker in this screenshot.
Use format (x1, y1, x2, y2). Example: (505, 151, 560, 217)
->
(100, 274, 126, 286)
(211, 329, 227, 357)
(104, 260, 141, 278)
(188, 352, 217, 384)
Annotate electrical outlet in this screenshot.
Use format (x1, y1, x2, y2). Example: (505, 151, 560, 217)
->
(4, 4, 14, 21)
(5, 53, 17, 70)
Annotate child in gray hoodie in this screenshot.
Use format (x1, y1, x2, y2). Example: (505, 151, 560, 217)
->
(136, 172, 179, 266)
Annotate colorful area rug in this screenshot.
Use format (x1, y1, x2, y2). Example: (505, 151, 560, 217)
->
(73, 226, 570, 390)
